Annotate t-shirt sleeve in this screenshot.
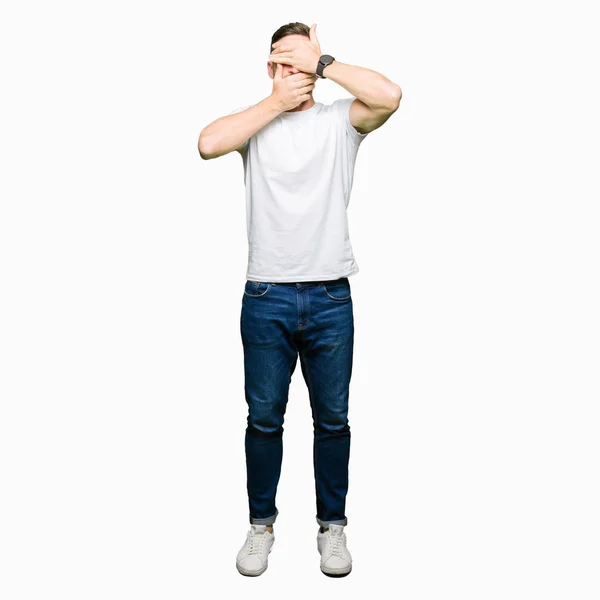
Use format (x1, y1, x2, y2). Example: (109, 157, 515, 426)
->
(227, 105, 252, 153)
(334, 97, 369, 146)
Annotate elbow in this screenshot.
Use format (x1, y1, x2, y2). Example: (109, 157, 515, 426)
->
(197, 132, 213, 160)
(395, 85, 402, 104)
(387, 85, 402, 111)
(379, 84, 402, 112)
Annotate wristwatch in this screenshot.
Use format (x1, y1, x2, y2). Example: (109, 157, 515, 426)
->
(316, 54, 335, 79)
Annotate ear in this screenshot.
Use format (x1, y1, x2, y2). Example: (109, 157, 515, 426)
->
(272, 61, 281, 80)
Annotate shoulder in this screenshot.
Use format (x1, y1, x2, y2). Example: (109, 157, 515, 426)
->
(327, 97, 369, 145)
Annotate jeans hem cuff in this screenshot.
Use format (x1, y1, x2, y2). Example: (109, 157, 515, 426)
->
(250, 508, 278, 526)
(316, 515, 347, 527)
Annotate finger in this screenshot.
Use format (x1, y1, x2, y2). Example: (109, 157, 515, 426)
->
(296, 76, 316, 86)
(273, 61, 282, 79)
(297, 75, 317, 85)
(296, 83, 316, 96)
(269, 52, 293, 62)
(290, 72, 314, 81)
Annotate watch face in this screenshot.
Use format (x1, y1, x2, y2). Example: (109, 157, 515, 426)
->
(321, 54, 334, 65)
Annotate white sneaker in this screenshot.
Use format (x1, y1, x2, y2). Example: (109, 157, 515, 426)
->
(317, 524, 352, 576)
(236, 524, 275, 576)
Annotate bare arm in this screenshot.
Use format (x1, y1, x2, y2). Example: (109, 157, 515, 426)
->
(268, 24, 402, 136)
(197, 96, 283, 160)
(198, 68, 316, 160)
(319, 61, 402, 135)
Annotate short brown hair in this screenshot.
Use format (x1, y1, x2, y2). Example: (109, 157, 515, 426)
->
(270, 22, 310, 54)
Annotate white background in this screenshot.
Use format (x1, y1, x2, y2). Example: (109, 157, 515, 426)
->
(1, 1, 599, 598)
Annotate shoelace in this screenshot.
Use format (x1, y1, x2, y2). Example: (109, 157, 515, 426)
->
(246, 531, 266, 555)
(325, 531, 346, 558)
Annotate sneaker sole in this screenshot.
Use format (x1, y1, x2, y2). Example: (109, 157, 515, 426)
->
(321, 565, 352, 577)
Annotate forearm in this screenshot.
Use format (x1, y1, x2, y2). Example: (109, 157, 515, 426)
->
(198, 95, 283, 159)
(322, 61, 401, 109)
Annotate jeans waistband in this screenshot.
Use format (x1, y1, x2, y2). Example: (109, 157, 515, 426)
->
(268, 277, 348, 287)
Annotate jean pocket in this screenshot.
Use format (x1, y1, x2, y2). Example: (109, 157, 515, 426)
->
(322, 278, 351, 301)
(244, 280, 271, 298)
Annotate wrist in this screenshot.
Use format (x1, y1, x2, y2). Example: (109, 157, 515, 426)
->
(316, 54, 336, 79)
(265, 94, 285, 115)
(321, 59, 339, 80)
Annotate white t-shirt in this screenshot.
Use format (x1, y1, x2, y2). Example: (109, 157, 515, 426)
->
(229, 97, 368, 282)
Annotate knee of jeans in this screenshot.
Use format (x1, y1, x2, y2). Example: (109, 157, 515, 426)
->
(315, 419, 350, 435)
(247, 417, 284, 437)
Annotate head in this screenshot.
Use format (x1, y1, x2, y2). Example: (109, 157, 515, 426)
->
(268, 22, 311, 80)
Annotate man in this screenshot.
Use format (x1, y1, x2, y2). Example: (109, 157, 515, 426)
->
(197, 22, 401, 577)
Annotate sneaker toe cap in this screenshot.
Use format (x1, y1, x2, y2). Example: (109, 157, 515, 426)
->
(323, 555, 350, 569)
(237, 555, 265, 571)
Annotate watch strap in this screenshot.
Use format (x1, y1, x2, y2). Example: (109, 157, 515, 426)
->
(316, 55, 335, 79)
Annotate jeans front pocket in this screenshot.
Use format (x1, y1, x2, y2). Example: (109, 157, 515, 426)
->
(322, 278, 351, 301)
(244, 280, 271, 298)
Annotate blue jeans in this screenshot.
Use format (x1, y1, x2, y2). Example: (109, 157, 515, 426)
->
(240, 277, 354, 528)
